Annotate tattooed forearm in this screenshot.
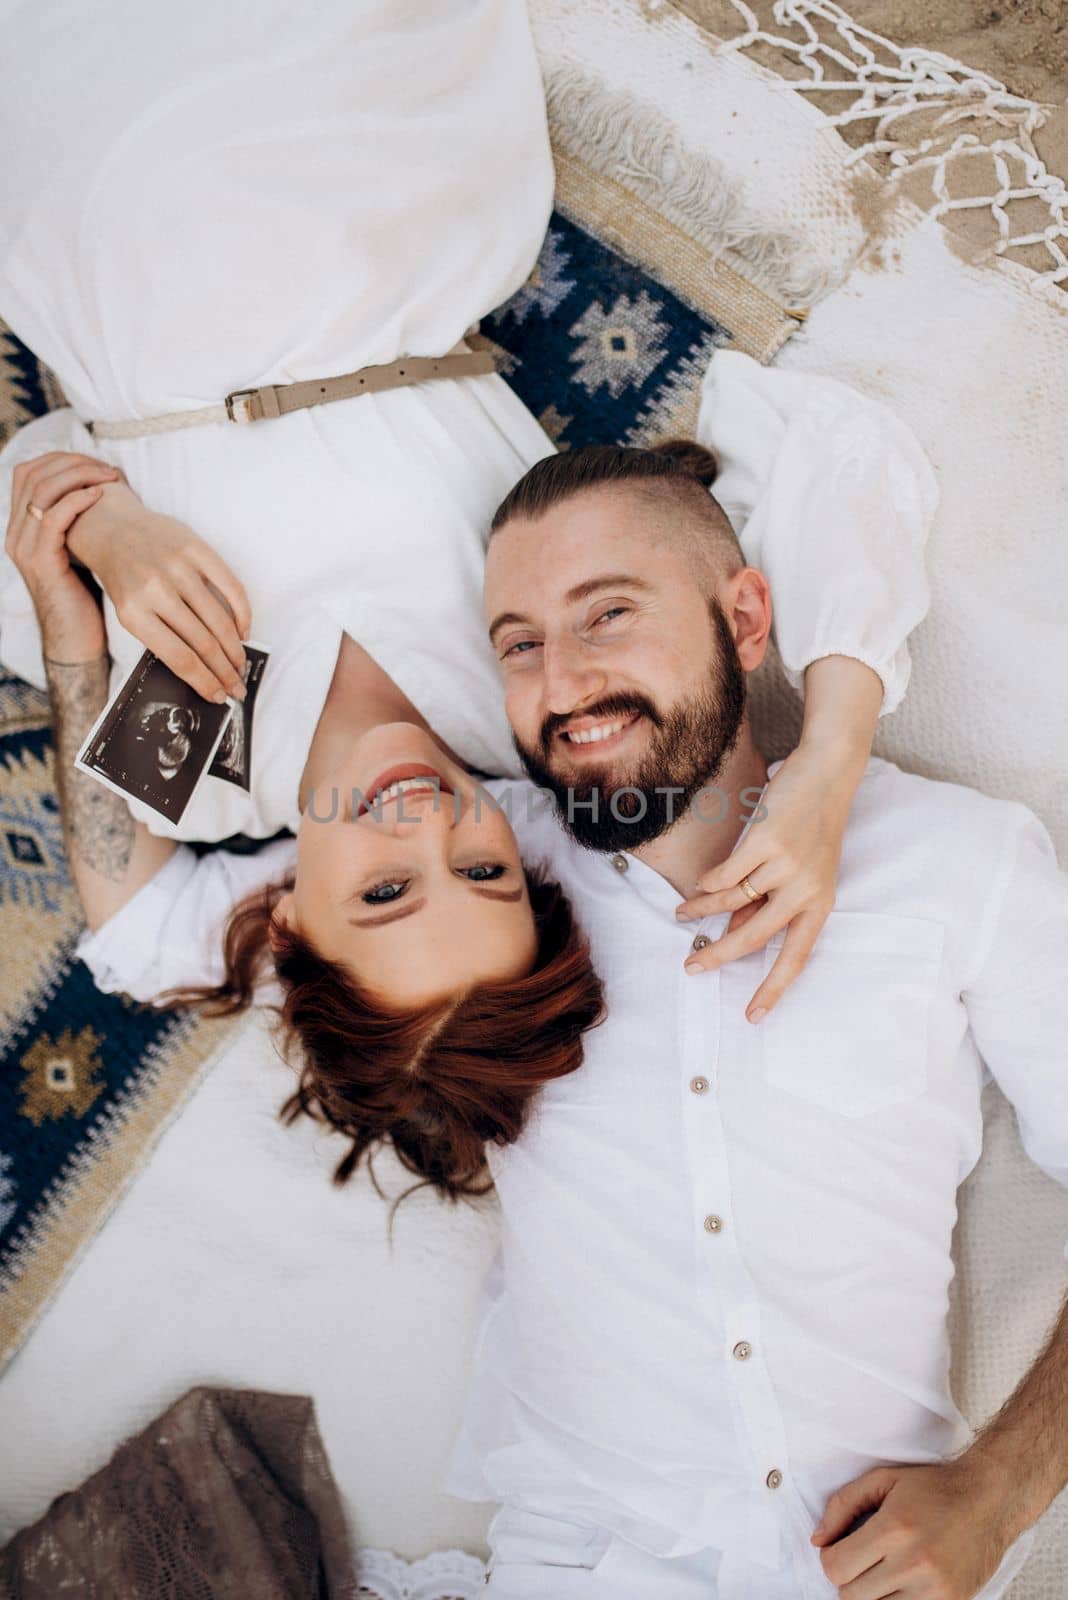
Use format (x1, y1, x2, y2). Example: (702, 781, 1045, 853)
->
(44, 654, 135, 883)
(41, 653, 175, 931)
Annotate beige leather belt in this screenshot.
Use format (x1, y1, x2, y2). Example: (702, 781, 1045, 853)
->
(87, 347, 497, 441)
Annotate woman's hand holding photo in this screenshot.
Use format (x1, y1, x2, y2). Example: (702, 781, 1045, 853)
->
(48, 454, 254, 706)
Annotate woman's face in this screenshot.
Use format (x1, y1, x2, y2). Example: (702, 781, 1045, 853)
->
(274, 723, 538, 1007)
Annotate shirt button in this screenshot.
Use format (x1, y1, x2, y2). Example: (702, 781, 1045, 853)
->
(703, 1214, 723, 1234)
(766, 1469, 783, 1489)
(611, 854, 628, 873)
(732, 1340, 752, 1361)
(691, 934, 712, 952)
(689, 1076, 709, 1095)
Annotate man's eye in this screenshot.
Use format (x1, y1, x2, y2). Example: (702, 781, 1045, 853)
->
(462, 863, 506, 881)
(503, 639, 540, 659)
(594, 607, 626, 625)
(363, 879, 408, 904)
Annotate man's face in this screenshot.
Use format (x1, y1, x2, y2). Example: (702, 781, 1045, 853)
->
(484, 487, 748, 851)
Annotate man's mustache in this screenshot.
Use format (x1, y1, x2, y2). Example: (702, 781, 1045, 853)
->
(539, 693, 663, 759)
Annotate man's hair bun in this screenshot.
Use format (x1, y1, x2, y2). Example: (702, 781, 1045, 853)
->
(490, 437, 723, 534)
(649, 437, 719, 488)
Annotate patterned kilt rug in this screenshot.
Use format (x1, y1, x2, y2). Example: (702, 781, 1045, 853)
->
(0, 152, 800, 1368)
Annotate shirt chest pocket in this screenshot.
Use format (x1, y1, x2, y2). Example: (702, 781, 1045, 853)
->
(759, 911, 945, 1118)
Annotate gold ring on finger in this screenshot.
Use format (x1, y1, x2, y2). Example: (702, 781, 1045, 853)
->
(26, 501, 44, 523)
(740, 874, 762, 903)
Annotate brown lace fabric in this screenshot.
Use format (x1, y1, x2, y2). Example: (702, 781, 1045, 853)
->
(0, 1386, 359, 1599)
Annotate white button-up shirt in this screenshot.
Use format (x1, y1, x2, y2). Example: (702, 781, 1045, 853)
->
(77, 762, 1067, 1600)
(440, 759, 1068, 1600)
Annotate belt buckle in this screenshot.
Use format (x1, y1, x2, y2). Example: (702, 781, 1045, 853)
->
(224, 389, 259, 423)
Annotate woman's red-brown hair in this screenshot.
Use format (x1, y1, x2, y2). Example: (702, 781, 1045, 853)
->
(171, 864, 604, 1203)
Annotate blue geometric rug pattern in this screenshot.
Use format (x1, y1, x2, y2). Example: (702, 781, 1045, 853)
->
(0, 669, 229, 1365)
(486, 211, 725, 451)
(0, 194, 786, 1367)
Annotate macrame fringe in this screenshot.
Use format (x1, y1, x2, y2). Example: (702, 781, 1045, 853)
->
(545, 65, 845, 308)
(716, 0, 1068, 285)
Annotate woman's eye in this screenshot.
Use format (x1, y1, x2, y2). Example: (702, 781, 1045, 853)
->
(362, 879, 409, 904)
(462, 863, 506, 881)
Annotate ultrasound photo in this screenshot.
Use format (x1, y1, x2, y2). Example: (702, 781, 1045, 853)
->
(76, 649, 263, 825)
(208, 644, 269, 790)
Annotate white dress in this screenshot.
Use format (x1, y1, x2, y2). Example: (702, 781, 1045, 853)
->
(0, 0, 555, 838)
(0, 0, 933, 849)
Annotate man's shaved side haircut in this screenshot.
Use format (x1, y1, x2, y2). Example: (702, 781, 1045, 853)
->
(489, 439, 745, 590)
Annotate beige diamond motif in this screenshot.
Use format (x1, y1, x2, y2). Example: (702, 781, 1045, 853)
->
(19, 1027, 105, 1126)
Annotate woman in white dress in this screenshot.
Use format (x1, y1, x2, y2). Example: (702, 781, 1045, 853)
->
(1, 0, 934, 1198)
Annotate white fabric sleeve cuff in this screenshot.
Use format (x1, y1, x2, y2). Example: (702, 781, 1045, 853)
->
(76, 848, 203, 1002)
(697, 350, 938, 718)
(76, 837, 297, 1004)
(777, 644, 912, 719)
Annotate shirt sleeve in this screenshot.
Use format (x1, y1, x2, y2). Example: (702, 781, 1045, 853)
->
(76, 837, 297, 1003)
(696, 350, 937, 715)
(962, 805, 1068, 1253)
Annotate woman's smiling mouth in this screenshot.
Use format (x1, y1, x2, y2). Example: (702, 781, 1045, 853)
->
(358, 762, 454, 815)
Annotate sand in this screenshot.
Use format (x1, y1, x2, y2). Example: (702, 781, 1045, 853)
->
(850, 0, 1066, 106)
(679, 0, 1066, 103)
(849, 0, 1068, 177)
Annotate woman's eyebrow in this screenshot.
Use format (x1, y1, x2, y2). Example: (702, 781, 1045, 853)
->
(349, 881, 523, 926)
(470, 884, 524, 903)
(348, 896, 428, 928)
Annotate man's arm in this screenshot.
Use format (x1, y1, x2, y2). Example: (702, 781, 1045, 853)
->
(812, 1302, 1068, 1600)
(44, 650, 177, 929)
(814, 803, 1068, 1599)
(7, 457, 176, 930)
(967, 1297, 1068, 1536)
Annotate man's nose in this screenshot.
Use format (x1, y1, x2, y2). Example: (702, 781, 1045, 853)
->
(541, 637, 607, 717)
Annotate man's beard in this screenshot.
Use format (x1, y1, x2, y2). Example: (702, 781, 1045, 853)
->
(514, 598, 747, 852)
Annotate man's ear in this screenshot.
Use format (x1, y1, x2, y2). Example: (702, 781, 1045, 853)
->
(269, 890, 296, 956)
(722, 566, 772, 672)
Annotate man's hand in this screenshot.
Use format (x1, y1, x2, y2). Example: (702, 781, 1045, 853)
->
(812, 1459, 1021, 1599)
(38, 454, 252, 704)
(6, 455, 116, 663)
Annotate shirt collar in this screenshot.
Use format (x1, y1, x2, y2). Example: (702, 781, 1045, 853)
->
(604, 767, 775, 925)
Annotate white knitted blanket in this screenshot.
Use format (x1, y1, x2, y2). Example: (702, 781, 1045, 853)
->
(0, 5, 1064, 1595)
